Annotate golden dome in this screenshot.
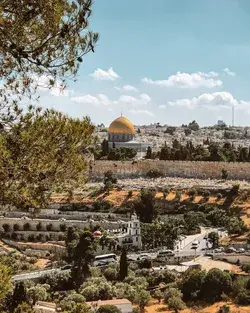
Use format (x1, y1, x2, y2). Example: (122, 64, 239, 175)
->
(108, 116, 135, 135)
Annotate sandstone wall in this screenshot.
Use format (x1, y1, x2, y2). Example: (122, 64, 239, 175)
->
(90, 160, 250, 180)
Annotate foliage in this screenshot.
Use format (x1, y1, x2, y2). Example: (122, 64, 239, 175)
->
(71, 231, 97, 290)
(27, 284, 49, 305)
(134, 189, 156, 223)
(0, 0, 98, 117)
(39, 270, 72, 291)
(80, 277, 113, 301)
(134, 289, 151, 311)
(242, 263, 250, 273)
(181, 268, 206, 301)
(145, 169, 163, 178)
(201, 268, 232, 302)
(221, 169, 229, 180)
(235, 289, 250, 305)
(107, 147, 137, 161)
(188, 120, 199, 131)
(164, 288, 183, 304)
(0, 263, 12, 301)
(14, 302, 35, 313)
(0, 108, 95, 209)
(119, 247, 128, 281)
(217, 305, 231, 313)
(96, 305, 122, 313)
(103, 171, 117, 190)
(167, 296, 186, 313)
(207, 232, 219, 249)
(141, 218, 184, 249)
(59, 293, 86, 311)
(12, 282, 28, 311)
(68, 303, 92, 313)
(154, 290, 163, 303)
(145, 146, 152, 159)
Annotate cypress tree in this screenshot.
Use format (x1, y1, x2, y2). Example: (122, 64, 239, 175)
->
(119, 247, 128, 281)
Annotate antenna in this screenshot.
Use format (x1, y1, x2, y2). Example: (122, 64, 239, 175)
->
(232, 105, 235, 127)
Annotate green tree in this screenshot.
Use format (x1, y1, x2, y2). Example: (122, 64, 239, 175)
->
(181, 268, 206, 301)
(59, 293, 86, 311)
(27, 285, 48, 305)
(207, 232, 219, 249)
(221, 169, 229, 180)
(134, 289, 151, 312)
(145, 146, 152, 159)
(14, 302, 35, 313)
(71, 231, 96, 290)
(0, 0, 98, 118)
(217, 305, 231, 313)
(119, 247, 128, 281)
(0, 108, 95, 209)
(101, 139, 109, 157)
(103, 171, 117, 190)
(167, 296, 186, 313)
(0, 263, 12, 301)
(201, 268, 232, 302)
(188, 120, 199, 131)
(68, 303, 92, 313)
(96, 305, 122, 313)
(154, 290, 163, 303)
(164, 288, 183, 304)
(12, 282, 28, 311)
(134, 189, 156, 223)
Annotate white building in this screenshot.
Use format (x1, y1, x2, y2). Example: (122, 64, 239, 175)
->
(87, 299, 132, 313)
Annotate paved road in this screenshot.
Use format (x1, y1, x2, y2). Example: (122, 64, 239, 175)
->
(12, 268, 70, 282)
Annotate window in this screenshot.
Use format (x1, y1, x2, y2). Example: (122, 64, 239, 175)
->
(136, 230, 138, 235)
(136, 237, 138, 242)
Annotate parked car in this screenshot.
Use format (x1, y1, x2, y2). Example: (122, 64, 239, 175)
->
(137, 253, 151, 261)
(226, 247, 237, 253)
(214, 247, 224, 253)
(238, 248, 245, 253)
(61, 264, 72, 270)
(157, 250, 175, 258)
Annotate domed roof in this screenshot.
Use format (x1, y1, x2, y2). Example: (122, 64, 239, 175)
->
(108, 116, 135, 135)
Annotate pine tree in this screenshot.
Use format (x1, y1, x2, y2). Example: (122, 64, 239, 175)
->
(119, 247, 128, 281)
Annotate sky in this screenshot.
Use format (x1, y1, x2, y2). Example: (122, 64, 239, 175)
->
(39, 0, 250, 127)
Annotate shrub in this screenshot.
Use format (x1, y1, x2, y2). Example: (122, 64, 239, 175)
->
(46, 223, 53, 231)
(23, 223, 31, 231)
(2, 223, 10, 232)
(46, 234, 51, 242)
(167, 296, 186, 312)
(154, 290, 163, 303)
(216, 193, 223, 200)
(58, 234, 65, 241)
(36, 234, 43, 241)
(59, 224, 67, 232)
(29, 257, 38, 264)
(127, 190, 133, 198)
(235, 289, 250, 305)
(242, 263, 250, 273)
(28, 234, 35, 242)
(231, 184, 240, 195)
(11, 232, 18, 240)
(187, 189, 197, 197)
(13, 224, 20, 231)
(164, 288, 183, 304)
(221, 169, 229, 180)
(36, 222, 42, 231)
(203, 190, 210, 198)
(145, 169, 163, 179)
(218, 305, 231, 313)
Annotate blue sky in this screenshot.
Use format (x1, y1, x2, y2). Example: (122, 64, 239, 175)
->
(40, 0, 250, 126)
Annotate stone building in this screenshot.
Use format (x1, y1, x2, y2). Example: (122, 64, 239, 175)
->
(108, 114, 152, 155)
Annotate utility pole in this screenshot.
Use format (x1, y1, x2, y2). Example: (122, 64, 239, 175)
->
(232, 105, 235, 127)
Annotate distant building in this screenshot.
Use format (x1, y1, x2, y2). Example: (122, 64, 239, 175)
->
(87, 299, 132, 313)
(107, 114, 152, 156)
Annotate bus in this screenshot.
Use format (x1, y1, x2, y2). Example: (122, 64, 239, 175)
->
(93, 254, 117, 267)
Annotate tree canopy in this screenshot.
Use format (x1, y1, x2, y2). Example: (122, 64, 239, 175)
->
(0, 0, 98, 121)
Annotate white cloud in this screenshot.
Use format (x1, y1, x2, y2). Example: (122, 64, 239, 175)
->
(33, 75, 70, 97)
(223, 68, 236, 77)
(119, 93, 151, 106)
(90, 67, 120, 81)
(142, 71, 222, 88)
(168, 91, 250, 111)
(159, 104, 167, 109)
(129, 109, 154, 116)
(71, 94, 111, 106)
(115, 84, 138, 92)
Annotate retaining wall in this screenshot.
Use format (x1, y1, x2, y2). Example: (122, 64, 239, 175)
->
(90, 160, 250, 180)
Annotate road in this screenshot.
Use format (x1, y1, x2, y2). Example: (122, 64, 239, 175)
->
(12, 268, 70, 282)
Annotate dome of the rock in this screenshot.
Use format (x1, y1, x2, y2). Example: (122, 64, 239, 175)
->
(108, 116, 135, 135)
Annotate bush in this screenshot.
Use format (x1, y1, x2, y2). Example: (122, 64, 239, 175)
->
(216, 193, 223, 200)
(231, 184, 240, 195)
(28, 234, 35, 242)
(59, 224, 67, 232)
(164, 288, 183, 304)
(13, 224, 20, 231)
(203, 190, 210, 198)
(23, 223, 31, 231)
(2, 223, 10, 232)
(46, 223, 53, 231)
(145, 169, 163, 179)
(11, 232, 18, 240)
(187, 189, 197, 197)
(221, 169, 229, 180)
(36, 222, 42, 231)
(127, 190, 133, 198)
(167, 296, 186, 312)
(235, 289, 250, 305)
(218, 305, 231, 313)
(29, 257, 38, 264)
(241, 263, 250, 273)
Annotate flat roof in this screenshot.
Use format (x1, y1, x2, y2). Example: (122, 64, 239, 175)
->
(87, 299, 132, 306)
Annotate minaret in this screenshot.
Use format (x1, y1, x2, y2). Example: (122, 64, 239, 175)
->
(127, 213, 142, 249)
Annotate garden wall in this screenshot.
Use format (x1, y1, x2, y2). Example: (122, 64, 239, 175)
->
(89, 160, 250, 180)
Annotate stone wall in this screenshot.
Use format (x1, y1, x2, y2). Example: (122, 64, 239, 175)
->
(90, 160, 250, 180)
